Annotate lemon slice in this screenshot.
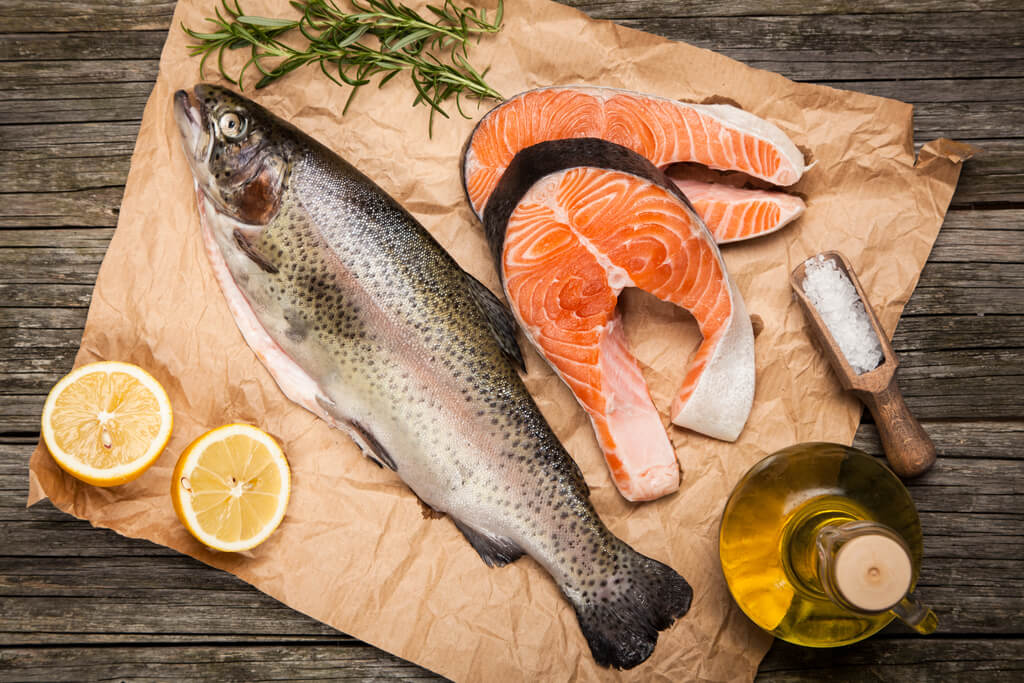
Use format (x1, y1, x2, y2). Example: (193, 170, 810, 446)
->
(171, 424, 291, 552)
(41, 361, 173, 487)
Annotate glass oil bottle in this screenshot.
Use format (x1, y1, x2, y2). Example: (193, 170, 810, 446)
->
(719, 442, 937, 647)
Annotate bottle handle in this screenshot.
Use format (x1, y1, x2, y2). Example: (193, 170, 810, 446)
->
(890, 594, 938, 634)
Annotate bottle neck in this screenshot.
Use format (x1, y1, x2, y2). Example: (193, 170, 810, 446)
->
(816, 521, 913, 613)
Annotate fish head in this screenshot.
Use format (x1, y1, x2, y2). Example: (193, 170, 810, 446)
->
(173, 83, 291, 225)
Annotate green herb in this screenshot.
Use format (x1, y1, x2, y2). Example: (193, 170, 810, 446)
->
(184, 0, 504, 132)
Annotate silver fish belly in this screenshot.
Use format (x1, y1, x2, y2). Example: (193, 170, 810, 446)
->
(174, 83, 691, 669)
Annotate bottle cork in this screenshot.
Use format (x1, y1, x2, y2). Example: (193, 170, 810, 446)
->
(833, 533, 912, 612)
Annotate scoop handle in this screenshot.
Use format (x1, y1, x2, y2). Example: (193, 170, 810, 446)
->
(859, 378, 936, 478)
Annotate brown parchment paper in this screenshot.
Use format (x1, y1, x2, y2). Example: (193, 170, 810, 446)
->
(28, 1, 971, 680)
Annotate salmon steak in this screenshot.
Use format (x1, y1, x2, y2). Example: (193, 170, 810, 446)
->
(463, 85, 807, 242)
(484, 139, 755, 502)
(670, 179, 806, 244)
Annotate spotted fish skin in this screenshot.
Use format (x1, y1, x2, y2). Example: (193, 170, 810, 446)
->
(173, 84, 691, 670)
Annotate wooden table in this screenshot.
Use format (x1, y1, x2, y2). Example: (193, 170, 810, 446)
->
(2, 1, 1021, 679)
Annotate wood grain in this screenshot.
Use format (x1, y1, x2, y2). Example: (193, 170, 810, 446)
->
(1, 0, 1021, 680)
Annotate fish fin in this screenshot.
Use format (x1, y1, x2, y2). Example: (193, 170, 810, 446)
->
(567, 547, 692, 669)
(463, 272, 526, 372)
(347, 420, 397, 472)
(452, 518, 525, 568)
(233, 229, 279, 274)
(316, 396, 397, 472)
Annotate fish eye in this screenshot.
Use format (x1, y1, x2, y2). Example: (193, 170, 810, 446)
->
(218, 112, 246, 140)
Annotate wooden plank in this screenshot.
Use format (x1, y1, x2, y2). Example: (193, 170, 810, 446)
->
(1, 340, 1019, 420)
(0, 91, 152, 126)
(1, 0, 1020, 34)
(0, 219, 1020, 283)
(0, 80, 1016, 148)
(0, 247, 108, 284)
(5, 73, 1022, 138)
(5, 30, 1023, 136)
(605, 13, 1024, 82)
(0, 308, 89, 328)
(6, 431, 1022, 545)
(0, 396, 46, 434)
(760, 638, 1024, 682)
(565, 1, 1024, 19)
(0, 207, 1017, 309)
(852, 421, 1022, 460)
(0, 551, 1015, 637)
(0, 121, 142, 151)
(0, 155, 133, 196)
(0, 1, 176, 33)
(0, 446, 1021, 639)
(2, 132, 1019, 223)
(0, 644, 441, 681)
(892, 316, 1024, 352)
(4, 313, 1022, 371)
(0, 593, 342, 642)
(3, 639, 1019, 682)
(0, 188, 126, 228)
(5, 301, 1022, 354)
(0, 59, 161, 91)
(1, 1, 1021, 88)
(0, 30, 169, 61)
(951, 139, 1024, 207)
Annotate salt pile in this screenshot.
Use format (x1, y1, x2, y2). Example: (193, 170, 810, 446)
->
(801, 255, 883, 374)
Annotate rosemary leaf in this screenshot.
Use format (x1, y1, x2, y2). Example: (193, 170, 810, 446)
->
(183, 0, 504, 132)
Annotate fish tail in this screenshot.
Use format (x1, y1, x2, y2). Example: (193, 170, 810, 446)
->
(566, 546, 692, 669)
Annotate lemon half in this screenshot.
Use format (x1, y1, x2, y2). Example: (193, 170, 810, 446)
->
(171, 424, 291, 552)
(41, 361, 173, 486)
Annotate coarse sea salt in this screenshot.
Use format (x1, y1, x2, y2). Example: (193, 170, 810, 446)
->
(801, 255, 883, 374)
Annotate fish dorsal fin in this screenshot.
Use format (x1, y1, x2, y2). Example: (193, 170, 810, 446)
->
(452, 518, 525, 567)
(463, 271, 526, 372)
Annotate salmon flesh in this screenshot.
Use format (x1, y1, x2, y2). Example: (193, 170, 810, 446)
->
(172, 84, 691, 669)
(484, 139, 756, 502)
(671, 179, 805, 244)
(462, 85, 806, 243)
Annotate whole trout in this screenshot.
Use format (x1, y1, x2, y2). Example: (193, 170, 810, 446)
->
(173, 84, 691, 669)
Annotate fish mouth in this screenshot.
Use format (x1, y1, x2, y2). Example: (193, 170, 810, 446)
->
(173, 86, 213, 169)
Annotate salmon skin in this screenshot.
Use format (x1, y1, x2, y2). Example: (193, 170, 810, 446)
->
(671, 179, 805, 244)
(463, 85, 807, 238)
(485, 139, 755, 502)
(173, 84, 691, 669)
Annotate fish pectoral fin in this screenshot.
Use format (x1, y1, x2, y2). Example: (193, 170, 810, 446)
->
(233, 229, 279, 274)
(345, 420, 398, 472)
(463, 271, 526, 372)
(452, 518, 524, 568)
(315, 396, 398, 472)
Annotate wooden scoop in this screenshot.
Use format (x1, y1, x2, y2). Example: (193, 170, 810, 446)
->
(790, 251, 936, 478)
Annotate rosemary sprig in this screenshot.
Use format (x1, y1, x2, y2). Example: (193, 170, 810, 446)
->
(183, 0, 504, 132)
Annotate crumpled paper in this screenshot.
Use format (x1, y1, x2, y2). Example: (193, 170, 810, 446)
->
(27, 0, 970, 680)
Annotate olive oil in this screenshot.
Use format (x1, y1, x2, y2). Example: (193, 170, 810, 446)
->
(719, 443, 933, 647)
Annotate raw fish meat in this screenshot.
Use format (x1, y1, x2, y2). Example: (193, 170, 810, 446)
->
(484, 139, 755, 501)
(463, 86, 807, 244)
(671, 179, 805, 244)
